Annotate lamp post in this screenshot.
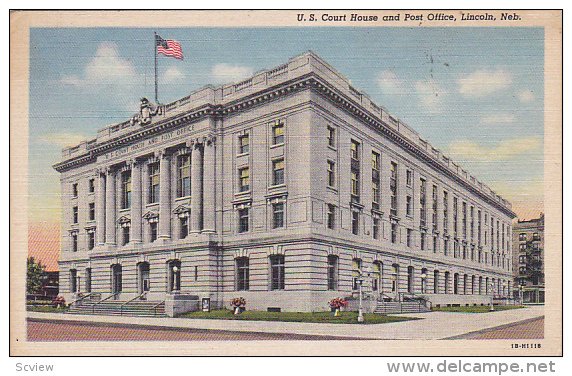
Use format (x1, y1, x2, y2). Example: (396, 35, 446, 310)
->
(357, 266, 372, 323)
(172, 265, 179, 292)
(421, 272, 427, 294)
(489, 281, 495, 311)
(519, 283, 524, 305)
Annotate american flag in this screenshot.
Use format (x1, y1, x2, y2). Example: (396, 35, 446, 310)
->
(156, 34, 183, 60)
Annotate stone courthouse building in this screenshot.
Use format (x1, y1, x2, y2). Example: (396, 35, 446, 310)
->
(55, 52, 516, 312)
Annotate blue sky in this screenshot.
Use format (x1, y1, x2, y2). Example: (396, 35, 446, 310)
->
(29, 27, 544, 221)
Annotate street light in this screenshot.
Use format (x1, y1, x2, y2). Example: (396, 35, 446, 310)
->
(172, 265, 179, 292)
(357, 266, 372, 323)
(421, 272, 427, 294)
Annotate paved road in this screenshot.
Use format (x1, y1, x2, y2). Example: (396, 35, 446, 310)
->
(27, 319, 362, 341)
(447, 317, 544, 340)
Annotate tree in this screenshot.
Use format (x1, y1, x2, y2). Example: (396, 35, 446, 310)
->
(27, 257, 46, 295)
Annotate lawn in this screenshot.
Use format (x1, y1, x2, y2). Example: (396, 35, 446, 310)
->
(26, 305, 68, 313)
(180, 309, 419, 324)
(432, 305, 525, 313)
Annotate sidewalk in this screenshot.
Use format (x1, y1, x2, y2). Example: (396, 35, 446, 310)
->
(27, 305, 544, 340)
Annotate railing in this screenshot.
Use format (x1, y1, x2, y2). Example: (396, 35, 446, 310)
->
(69, 292, 95, 307)
(152, 300, 165, 317)
(120, 292, 147, 316)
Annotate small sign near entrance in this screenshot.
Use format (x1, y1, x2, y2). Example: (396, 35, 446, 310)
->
(201, 297, 211, 312)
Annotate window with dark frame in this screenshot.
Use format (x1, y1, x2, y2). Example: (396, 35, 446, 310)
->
(327, 204, 335, 229)
(272, 202, 285, 229)
(272, 159, 285, 186)
(239, 167, 250, 192)
(180, 217, 188, 239)
(327, 160, 335, 187)
(270, 255, 285, 290)
(239, 133, 250, 154)
(72, 206, 78, 224)
(238, 208, 249, 233)
(150, 222, 158, 242)
(373, 217, 380, 239)
(148, 163, 160, 204)
(87, 231, 95, 250)
(327, 126, 335, 148)
(236, 257, 249, 291)
(350, 140, 360, 161)
(390, 162, 398, 216)
(88, 203, 95, 221)
(72, 183, 78, 198)
(272, 120, 284, 145)
(177, 155, 191, 198)
(121, 170, 132, 209)
(351, 210, 359, 235)
(122, 226, 130, 246)
(88, 178, 95, 193)
(391, 222, 398, 244)
(71, 232, 78, 252)
(327, 255, 338, 290)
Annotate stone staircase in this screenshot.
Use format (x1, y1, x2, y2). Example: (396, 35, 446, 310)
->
(67, 299, 166, 317)
(374, 298, 431, 315)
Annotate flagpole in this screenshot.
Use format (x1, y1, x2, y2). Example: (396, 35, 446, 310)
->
(154, 31, 158, 104)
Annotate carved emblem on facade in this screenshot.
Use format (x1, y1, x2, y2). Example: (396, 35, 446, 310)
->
(130, 97, 162, 126)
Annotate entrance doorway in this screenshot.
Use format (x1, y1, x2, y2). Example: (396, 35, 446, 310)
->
(111, 264, 122, 298)
(138, 262, 150, 295)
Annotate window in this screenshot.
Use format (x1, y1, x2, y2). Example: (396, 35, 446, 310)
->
(238, 208, 249, 233)
(443, 191, 449, 231)
(88, 203, 95, 221)
(180, 217, 188, 239)
(111, 264, 122, 294)
(272, 120, 284, 145)
(70, 269, 78, 293)
(406, 169, 413, 187)
(390, 162, 398, 216)
(433, 235, 438, 253)
(462, 202, 467, 238)
(239, 167, 250, 192)
(406, 195, 413, 217)
(407, 266, 414, 293)
(272, 159, 285, 186)
(432, 185, 438, 232)
(350, 140, 360, 160)
(391, 223, 398, 243)
(519, 233, 527, 241)
(391, 264, 399, 292)
(150, 222, 158, 242)
(444, 238, 449, 256)
(177, 155, 191, 198)
(371, 151, 380, 171)
(121, 170, 132, 209)
(236, 257, 249, 291)
(372, 262, 381, 292)
(327, 255, 338, 290)
(326, 204, 336, 229)
(71, 232, 78, 252)
(434, 270, 440, 294)
(352, 258, 362, 290)
(327, 126, 335, 148)
(351, 211, 360, 235)
(420, 178, 427, 227)
(72, 206, 78, 224)
(327, 160, 336, 187)
(87, 231, 95, 250)
(477, 210, 482, 246)
(122, 226, 130, 246)
(72, 183, 78, 198)
(444, 272, 450, 294)
(420, 232, 426, 251)
(407, 229, 413, 247)
(88, 179, 95, 193)
(272, 202, 284, 229)
(85, 268, 92, 293)
(470, 206, 475, 239)
(239, 133, 250, 154)
(453, 197, 458, 236)
(351, 171, 360, 198)
(148, 163, 160, 204)
(270, 255, 285, 290)
(454, 273, 459, 294)
(372, 217, 380, 239)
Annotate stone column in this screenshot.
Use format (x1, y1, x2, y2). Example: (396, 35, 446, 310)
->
(131, 159, 143, 243)
(105, 167, 116, 245)
(158, 151, 171, 240)
(96, 169, 106, 245)
(202, 135, 216, 233)
(190, 140, 203, 233)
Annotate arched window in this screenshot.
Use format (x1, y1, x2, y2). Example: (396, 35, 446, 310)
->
(444, 271, 450, 294)
(463, 274, 468, 295)
(453, 273, 459, 294)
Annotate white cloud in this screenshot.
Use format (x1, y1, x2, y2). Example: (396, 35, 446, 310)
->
(415, 78, 445, 114)
(447, 136, 542, 162)
(517, 89, 535, 103)
(164, 66, 185, 83)
(39, 132, 88, 148)
(211, 63, 254, 84)
(457, 69, 512, 97)
(60, 42, 137, 89)
(377, 70, 402, 92)
(480, 113, 515, 124)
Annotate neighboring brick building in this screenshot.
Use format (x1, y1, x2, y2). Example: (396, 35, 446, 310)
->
(54, 52, 516, 312)
(512, 213, 545, 303)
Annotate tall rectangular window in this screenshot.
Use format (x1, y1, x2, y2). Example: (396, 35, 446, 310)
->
(443, 190, 449, 231)
(72, 206, 78, 224)
(239, 167, 250, 192)
(180, 217, 188, 239)
(150, 222, 158, 242)
(239, 133, 249, 154)
(406, 195, 413, 217)
(71, 232, 78, 252)
(272, 159, 285, 186)
(72, 183, 78, 198)
(433, 235, 438, 253)
(272, 202, 284, 229)
(121, 170, 132, 209)
(351, 211, 360, 235)
(444, 238, 449, 256)
(390, 162, 398, 216)
(87, 231, 95, 250)
(351, 171, 360, 199)
(326, 204, 336, 229)
(236, 257, 249, 291)
(453, 197, 458, 237)
(372, 151, 380, 207)
(477, 210, 482, 246)
(407, 229, 413, 247)
(327, 160, 336, 187)
(406, 169, 413, 187)
(88, 203, 95, 221)
(462, 202, 467, 239)
(470, 206, 475, 240)
(432, 185, 438, 232)
(420, 232, 426, 250)
(391, 223, 398, 243)
(177, 155, 191, 198)
(373, 217, 380, 239)
(372, 262, 381, 292)
(327, 255, 338, 290)
(148, 163, 160, 204)
(88, 179, 95, 193)
(350, 140, 360, 160)
(327, 126, 335, 148)
(122, 226, 130, 246)
(272, 120, 284, 145)
(238, 208, 249, 233)
(420, 178, 427, 227)
(270, 255, 285, 290)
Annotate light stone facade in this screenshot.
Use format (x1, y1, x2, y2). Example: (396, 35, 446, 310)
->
(55, 52, 516, 312)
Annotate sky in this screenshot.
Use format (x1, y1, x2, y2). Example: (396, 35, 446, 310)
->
(28, 27, 544, 267)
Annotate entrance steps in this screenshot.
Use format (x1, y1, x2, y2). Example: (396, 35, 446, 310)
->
(67, 299, 166, 317)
